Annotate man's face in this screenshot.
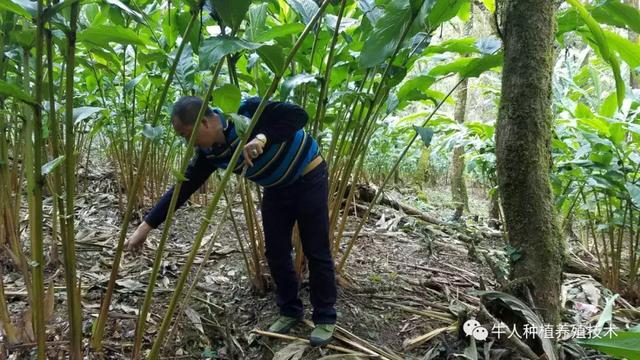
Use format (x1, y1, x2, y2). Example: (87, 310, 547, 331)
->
(172, 114, 222, 148)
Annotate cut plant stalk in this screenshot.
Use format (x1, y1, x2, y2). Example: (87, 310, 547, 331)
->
(90, 10, 200, 351)
(147, 3, 332, 357)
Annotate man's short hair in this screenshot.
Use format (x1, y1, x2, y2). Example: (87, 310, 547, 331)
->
(171, 96, 214, 125)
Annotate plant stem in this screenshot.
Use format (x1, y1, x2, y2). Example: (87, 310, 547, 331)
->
(25, 0, 47, 357)
(62, 3, 83, 357)
(132, 60, 225, 359)
(338, 77, 466, 273)
(90, 10, 200, 351)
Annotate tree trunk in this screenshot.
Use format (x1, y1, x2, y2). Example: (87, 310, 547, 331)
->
(488, 187, 501, 229)
(450, 3, 473, 221)
(451, 78, 469, 221)
(495, 0, 564, 326)
(627, 0, 639, 88)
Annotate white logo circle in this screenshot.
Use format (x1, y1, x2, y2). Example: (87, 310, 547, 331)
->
(463, 319, 487, 341)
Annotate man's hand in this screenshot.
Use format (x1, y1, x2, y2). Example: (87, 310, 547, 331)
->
(243, 137, 265, 167)
(124, 222, 152, 254)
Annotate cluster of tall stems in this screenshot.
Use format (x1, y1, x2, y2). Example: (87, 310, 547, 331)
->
(1, 0, 83, 358)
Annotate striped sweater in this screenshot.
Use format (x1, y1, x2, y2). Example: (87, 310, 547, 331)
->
(144, 97, 319, 228)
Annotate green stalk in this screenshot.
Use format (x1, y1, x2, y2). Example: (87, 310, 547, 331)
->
(312, 0, 347, 139)
(61, 3, 83, 357)
(338, 77, 465, 273)
(130, 61, 225, 359)
(239, 176, 264, 291)
(148, 3, 332, 357)
(166, 193, 233, 346)
(24, 0, 47, 357)
(90, 11, 200, 351)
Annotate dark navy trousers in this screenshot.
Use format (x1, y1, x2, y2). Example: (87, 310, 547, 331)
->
(261, 161, 337, 324)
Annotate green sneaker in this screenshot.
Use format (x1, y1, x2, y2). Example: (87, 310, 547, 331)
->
(309, 324, 335, 347)
(267, 316, 300, 334)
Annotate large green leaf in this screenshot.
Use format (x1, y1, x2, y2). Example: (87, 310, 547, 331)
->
(41, 156, 65, 176)
(247, 3, 268, 41)
(358, 0, 383, 26)
(592, 0, 640, 34)
(426, 0, 468, 31)
(199, 36, 262, 70)
(397, 75, 436, 103)
(359, 0, 413, 68)
(212, 84, 241, 114)
(414, 126, 434, 147)
(566, 0, 624, 109)
(626, 182, 640, 208)
(285, 0, 319, 24)
(105, 0, 144, 24)
(577, 331, 640, 359)
(598, 93, 618, 119)
(72, 107, 104, 124)
(460, 52, 503, 77)
(479, 0, 494, 13)
(429, 53, 502, 78)
(0, 0, 32, 18)
(280, 73, 317, 100)
(0, 80, 37, 106)
(325, 14, 359, 33)
(175, 43, 196, 89)
(78, 25, 146, 48)
(423, 37, 478, 55)
(257, 44, 286, 74)
(211, 0, 250, 32)
(254, 23, 305, 42)
(604, 30, 640, 69)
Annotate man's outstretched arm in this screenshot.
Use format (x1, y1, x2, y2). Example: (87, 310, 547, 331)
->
(125, 151, 216, 252)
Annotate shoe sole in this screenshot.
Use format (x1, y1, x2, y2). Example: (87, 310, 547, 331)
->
(309, 336, 332, 347)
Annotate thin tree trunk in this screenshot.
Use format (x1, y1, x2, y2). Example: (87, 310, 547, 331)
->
(450, 78, 469, 220)
(495, 0, 564, 326)
(627, 0, 639, 88)
(450, 3, 473, 221)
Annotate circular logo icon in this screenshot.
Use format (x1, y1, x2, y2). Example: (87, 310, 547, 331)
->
(463, 319, 487, 341)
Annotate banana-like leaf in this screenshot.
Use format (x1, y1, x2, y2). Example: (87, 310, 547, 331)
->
(480, 0, 494, 13)
(429, 53, 502, 78)
(78, 25, 147, 48)
(566, 0, 624, 109)
(0, 0, 32, 18)
(41, 156, 65, 176)
(477, 291, 557, 360)
(0, 80, 37, 106)
(257, 44, 286, 74)
(199, 36, 262, 70)
(280, 73, 317, 101)
(212, 84, 241, 114)
(591, 0, 640, 34)
(211, 0, 250, 32)
(285, 0, 319, 24)
(577, 331, 640, 359)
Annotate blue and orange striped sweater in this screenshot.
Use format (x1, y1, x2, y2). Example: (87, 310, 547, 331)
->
(144, 97, 320, 228)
